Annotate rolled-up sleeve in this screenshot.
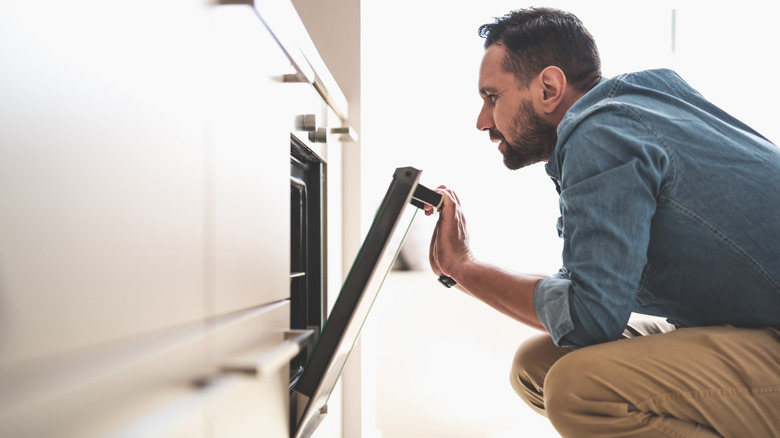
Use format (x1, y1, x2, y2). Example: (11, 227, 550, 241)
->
(534, 276, 575, 346)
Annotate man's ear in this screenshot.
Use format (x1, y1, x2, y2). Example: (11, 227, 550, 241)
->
(538, 66, 567, 114)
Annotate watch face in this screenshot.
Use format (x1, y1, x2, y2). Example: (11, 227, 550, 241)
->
(292, 166, 425, 438)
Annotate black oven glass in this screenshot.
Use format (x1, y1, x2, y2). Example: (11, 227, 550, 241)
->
(290, 136, 326, 385)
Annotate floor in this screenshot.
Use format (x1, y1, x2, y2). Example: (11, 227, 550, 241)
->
(373, 272, 560, 438)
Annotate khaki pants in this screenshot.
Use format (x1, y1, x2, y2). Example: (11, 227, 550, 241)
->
(510, 320, 780, 437)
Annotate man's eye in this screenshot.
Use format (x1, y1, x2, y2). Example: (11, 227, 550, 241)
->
(488, 94, 498, 103)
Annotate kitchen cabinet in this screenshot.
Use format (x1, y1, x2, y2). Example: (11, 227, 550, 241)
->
(208, 4, 292, 316)
(0, 0, 210, 369)
(0, 0, 352, 436)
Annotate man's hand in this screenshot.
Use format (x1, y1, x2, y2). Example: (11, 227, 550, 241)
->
(428, 186, 474, 282)
(425, 186, 546, 331)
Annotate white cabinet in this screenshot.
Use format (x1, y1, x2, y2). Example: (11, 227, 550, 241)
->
(0, 1, 350, 437)
(207, 5, 292, 316)
(0, 0, 210, 367)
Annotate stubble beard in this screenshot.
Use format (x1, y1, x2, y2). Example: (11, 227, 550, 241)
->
(495, 99, 558, 170)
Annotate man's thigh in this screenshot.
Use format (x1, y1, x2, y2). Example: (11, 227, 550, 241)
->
(510, 316, 675, 415)
(545, 325, 780, 437)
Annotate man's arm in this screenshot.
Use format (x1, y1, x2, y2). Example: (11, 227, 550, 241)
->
(426, 186, 548, 332)
(448, 260, 548, 331)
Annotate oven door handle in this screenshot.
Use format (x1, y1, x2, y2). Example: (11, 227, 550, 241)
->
(220, 329, 317, 377)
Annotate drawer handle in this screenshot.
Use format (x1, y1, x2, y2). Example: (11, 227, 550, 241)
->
(221, 329, 316, 377)
(308, 126, 359, 144)
(330, 126, 358, 142)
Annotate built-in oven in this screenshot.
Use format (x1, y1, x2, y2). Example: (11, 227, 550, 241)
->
(289, 129, 326, 387)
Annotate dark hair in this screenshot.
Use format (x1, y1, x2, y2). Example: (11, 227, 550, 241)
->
(478, 7, 601, 92)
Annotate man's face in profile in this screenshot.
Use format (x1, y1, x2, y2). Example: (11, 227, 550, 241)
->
(476, 43, 557, 170)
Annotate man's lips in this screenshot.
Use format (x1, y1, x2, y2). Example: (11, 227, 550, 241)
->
(489, 130, 506, 153)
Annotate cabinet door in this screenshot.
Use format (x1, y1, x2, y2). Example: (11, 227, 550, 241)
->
(207, 5, 293, 316)
(204, 301, 292, 438)
(0, 0, 209, 365)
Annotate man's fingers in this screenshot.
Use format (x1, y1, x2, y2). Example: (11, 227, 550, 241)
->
(429, 225, 441, 275)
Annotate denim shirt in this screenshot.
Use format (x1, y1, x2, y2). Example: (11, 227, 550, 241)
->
(535, 69, 780, 348)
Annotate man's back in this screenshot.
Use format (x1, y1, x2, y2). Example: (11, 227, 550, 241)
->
(545, 69, 780, 339)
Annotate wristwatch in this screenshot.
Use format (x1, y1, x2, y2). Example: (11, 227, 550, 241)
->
(438, 275, 457, 288)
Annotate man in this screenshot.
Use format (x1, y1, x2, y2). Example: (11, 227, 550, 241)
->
(426, 7, 780, 437)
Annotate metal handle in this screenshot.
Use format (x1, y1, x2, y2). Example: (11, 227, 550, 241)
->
(298, 115, 357, 144)
(297, 114, 318, 132)
(299, 114, 327, 143)
(308, 126, 358, 144)
(410, 183, 442, 210)
(221, 329, 316, 377)
(330, 126, 358, 142)
(308, 127, 328, 143)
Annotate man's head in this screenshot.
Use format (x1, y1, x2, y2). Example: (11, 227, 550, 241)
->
(476, 8, 601, 170)
(479, 7, 601, 95)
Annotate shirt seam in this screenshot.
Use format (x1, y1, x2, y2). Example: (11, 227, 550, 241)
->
(666, 197, 780, 292)
(559, 84, 680, 199)
(612, 103, 678, 198)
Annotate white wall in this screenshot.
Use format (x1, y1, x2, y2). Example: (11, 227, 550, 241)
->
(362, 1, 779, 437)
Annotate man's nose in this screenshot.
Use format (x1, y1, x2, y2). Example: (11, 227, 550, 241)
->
(476, 104, 494, 132)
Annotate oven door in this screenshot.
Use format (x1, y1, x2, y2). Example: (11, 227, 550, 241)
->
(291, 167, 441, 438)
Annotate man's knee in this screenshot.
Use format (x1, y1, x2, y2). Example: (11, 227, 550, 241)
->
(510, 333, 571, 415)
(544, 346, 619, 435)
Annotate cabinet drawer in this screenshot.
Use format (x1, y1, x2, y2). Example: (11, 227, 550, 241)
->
(208, 5, 293, 316)
(0, 319, 209, 437)
(203, 300, 294, 437)
(0, 0, 209, 365)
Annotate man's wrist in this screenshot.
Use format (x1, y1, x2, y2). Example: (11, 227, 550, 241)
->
(442, 257, 478, 289)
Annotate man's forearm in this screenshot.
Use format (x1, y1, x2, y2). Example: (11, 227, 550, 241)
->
(451, 260, 548, 332)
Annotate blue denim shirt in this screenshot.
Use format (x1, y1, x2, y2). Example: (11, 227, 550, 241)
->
(535, 69, 780, 348)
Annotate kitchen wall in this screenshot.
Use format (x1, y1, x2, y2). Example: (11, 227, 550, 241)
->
(363, 1, 779, 437)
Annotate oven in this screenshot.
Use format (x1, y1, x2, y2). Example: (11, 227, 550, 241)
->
(289, 129, 326, 385)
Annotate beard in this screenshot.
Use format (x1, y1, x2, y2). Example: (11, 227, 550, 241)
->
(492, 99, 558, 170)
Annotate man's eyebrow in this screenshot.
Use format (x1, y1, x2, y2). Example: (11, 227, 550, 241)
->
(479, 87, 498, 96)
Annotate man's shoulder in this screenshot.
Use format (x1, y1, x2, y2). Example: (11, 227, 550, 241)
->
(602, 68, 684, 88)
(551, 70, 682, 177)
(561, 69, 695, 131)
(577, 68, 686, 106)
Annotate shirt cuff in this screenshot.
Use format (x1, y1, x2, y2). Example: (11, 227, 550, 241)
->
(534, 277, 575, 346)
